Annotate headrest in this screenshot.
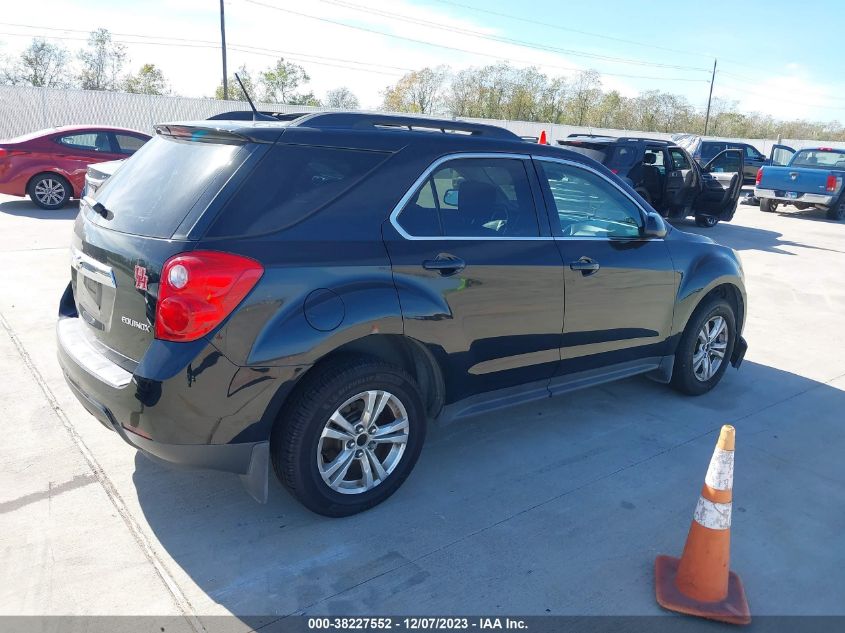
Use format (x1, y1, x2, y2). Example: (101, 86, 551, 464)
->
(643, 153, 657, 165)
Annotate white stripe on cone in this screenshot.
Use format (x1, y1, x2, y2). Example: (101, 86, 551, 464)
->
(704, 448, 735, 491)
(693, 496, 732, 530)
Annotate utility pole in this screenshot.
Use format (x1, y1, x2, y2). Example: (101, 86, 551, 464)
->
(703, 58, 716, 136)
(220, 0, 228, 100)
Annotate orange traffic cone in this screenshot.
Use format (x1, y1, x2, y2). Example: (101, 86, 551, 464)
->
(655, 425, 751, 625)
(538, 130, 548, 145)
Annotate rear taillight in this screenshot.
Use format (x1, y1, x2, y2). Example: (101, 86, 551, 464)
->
(155, 251, 264, 342)
(755, 168, 763, 185)
(826, 174, 838, 192)
(0, 148, 26, 158)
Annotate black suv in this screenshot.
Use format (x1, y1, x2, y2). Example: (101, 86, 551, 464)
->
(558, 135, 745, 227)
(58, 113, 747, 516)
(673, 136, 791, 184)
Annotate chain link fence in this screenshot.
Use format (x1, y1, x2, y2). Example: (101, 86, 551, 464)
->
(1, 85, 842, 152)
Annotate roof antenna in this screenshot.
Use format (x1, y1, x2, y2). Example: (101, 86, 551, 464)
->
(234, 72, 275, 122)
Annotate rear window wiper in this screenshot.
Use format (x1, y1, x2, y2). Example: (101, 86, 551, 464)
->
(82, 195, 110, 219)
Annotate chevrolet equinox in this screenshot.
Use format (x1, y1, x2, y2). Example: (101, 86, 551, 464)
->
(58, 113, 748, 516)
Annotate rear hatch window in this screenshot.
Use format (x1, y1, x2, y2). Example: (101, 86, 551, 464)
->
(89, 133, 249, 238)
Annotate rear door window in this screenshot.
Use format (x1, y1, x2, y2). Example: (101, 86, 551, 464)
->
(113, 133, 147, 155)
(88, 134, 248, 238)
(57, 132, 111, 153)
(397, 157, 539, 238)
(206, 144, 389, 237)
(668, 148, 691, 170)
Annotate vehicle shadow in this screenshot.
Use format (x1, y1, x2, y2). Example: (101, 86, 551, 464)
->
(0, 199, 79, 220)
(669, 217, 844, 255)
(130, 359, 845, 621)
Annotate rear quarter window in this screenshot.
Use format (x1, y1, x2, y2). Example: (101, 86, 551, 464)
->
(206, 144, 389, 237)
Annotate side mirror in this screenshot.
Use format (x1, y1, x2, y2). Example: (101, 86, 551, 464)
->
(644, 211, 668, 238)
(443, 189, 459, 207)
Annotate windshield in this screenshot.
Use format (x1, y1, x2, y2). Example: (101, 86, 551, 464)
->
(790, 149, 845, 169)
(87, 134, 248, 238)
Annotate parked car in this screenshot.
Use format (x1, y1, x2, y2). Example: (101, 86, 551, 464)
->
(57, 113, 748, 516)
(0, 126, 151, 209)
(80, 112, 280, 198)
(674, 136, 779, 183)
(83, 159, 125, 197)
(559, 135, 745, 227)
(755, 146, 845, 220)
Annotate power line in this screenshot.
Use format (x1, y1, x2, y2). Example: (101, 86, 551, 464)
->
(0, 24, 412, 75)
(313, 0, 710, 73)
(240, 0, 710, 83)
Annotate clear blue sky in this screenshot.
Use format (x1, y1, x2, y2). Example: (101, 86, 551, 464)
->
(1, 0, 842, 121)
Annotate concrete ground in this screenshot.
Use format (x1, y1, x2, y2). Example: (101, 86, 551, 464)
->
(0, 192, 843, 628)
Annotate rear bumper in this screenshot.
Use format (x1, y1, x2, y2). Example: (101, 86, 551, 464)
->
(754, 188, 834, 207)
(56, 313, 303, 501)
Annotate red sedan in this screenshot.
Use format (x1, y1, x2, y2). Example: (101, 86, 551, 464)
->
(0, 125, 151, 209)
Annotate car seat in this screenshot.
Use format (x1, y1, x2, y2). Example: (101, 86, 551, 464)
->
(641, 153, 663, 204)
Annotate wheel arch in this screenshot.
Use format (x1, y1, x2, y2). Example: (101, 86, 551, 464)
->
(671, 245, 746, 344)
(26, 170, 75, 198)
(265, 334, 446, 439)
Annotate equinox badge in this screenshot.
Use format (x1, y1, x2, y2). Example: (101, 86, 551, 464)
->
(121, 316, 150, 332)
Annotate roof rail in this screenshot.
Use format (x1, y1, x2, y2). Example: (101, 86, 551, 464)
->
(207, 110, 310, 121)
(566, 133, 616, 139)
(290, 112, 519, 140)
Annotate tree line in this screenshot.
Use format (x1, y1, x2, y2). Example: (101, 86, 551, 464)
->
(0, 30, 361, 108)
(383, 64, 845, 141)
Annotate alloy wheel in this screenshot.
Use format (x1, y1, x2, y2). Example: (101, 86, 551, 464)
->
(693, 316, 728, 381)
(34, 178, 66, 206)
(317, 390, 409, 494)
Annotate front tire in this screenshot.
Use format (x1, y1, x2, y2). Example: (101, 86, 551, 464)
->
(272, 356, 426, 517)
(695, 214, 719, 228)
(670, 297, 737, 396)
(759, 198, 777, 213)
(28, 173, 71, 209)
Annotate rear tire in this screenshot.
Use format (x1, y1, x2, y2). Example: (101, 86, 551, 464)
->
(28, 173, 71, 210)
(759, 198, 777, 213)
(670, 296, 737, 396)
(271, 355, 426, 517)
(826, 200, 845, 221)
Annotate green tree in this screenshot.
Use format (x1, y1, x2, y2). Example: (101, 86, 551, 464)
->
(325, 86, 360, 109)
(124, 63, 168, 95)
(77, 28, 127, 91)
(383, 66, 448, 114)
(287, 92, 322, 107)
(6, 38, 70, 88)
(214, 66, 258, 101)
(259, 58, 310, 103)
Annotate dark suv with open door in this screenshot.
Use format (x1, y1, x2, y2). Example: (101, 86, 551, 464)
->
(559, 135, 745, 227)
(57, 113, 748, 516)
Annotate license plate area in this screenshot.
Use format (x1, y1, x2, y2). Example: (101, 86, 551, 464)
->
(72, 248, 117, 332)
(785, 191, 799, 199)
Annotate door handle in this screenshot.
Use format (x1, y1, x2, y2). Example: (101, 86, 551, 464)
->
(569, 256, 600, 275)
(422, 255, 466, 276)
